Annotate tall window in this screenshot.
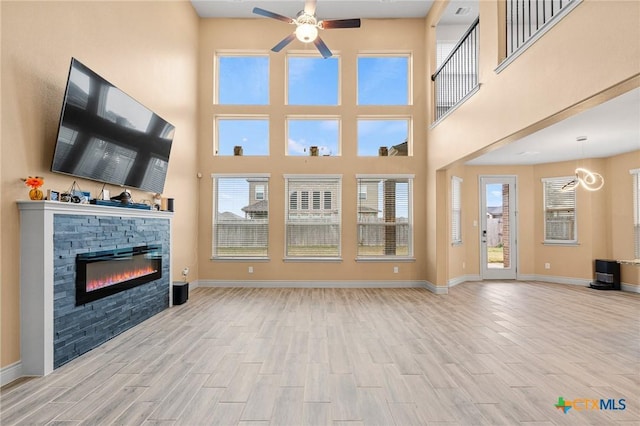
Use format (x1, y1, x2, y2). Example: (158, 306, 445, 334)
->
(285, 175, 341, 259)
(451, 176, 463, 245)
(632, 169, 640, 258)
(212, 175, 269, 258)
(356, 175, 413, 258)
(215, 54, 269, 105)
(543, 177, 577, 243)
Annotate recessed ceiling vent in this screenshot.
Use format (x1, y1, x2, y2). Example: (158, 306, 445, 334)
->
(455, 7, 471, 15)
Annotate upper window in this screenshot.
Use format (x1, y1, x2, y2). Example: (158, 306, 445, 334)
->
(215, 54, 269, 105)
(285, 175, 342, 259)
(357, 55, 410, 105)
(356, 175, 413, 258)
(632, 169, 640, 258)
(357, 118, 410, 156)
(287, 117, 340, 156)
(214, 117, 269, 156)
(288, 55, 339, 105)
(451, 176, 463, 245)
(543, 177, 577, 244)
(212, 175, 270, 259)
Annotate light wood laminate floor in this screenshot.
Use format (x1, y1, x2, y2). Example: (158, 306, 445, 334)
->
(1, 282, 639, 425)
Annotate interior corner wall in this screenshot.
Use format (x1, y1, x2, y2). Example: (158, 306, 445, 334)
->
(427, 0, 640, 288)
(1, 1, 199, 370)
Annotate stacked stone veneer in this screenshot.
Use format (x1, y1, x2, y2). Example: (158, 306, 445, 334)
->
(53, 214, 170, 368)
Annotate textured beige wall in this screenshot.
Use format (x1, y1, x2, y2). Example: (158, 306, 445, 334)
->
(427, 0, 640, 286)
(197, 18, 428, 283)
(1, 1, 199, 369)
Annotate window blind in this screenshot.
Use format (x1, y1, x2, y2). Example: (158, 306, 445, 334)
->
(357, 177, 412, 257)
(212, 176, 269, 258)
(632, 169, 640, 258)
(543, 177, 576, 242)
(285, 176, 341, 258)
(451, 176, 462, 244)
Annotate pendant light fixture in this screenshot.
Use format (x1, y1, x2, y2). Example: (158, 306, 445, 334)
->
(561, 136, 604, 192)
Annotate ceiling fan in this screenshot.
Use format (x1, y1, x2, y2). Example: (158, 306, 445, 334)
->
(252, 0, 361, 58)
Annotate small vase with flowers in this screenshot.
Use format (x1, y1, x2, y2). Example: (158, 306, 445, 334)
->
(23, 176, 45, 200)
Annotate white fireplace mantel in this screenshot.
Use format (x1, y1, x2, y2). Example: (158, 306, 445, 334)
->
(17, 201, 173, 376)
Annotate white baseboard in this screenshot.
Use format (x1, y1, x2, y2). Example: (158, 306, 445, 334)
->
(420, 280, 448, 294)
(621, 283, 640, 293)
(197, 280, 430, 289)
(1, 361, 22, 387)
(448, 275, 481, 288)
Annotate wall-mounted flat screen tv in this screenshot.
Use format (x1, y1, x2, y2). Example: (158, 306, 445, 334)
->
(51, 58, 175, 194)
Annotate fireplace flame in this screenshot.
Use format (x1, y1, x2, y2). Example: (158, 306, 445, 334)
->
(86, 265, 158, 291)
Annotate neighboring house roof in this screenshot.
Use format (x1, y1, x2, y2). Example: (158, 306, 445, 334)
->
(389, 140, 408, 156)
(242, 199, 268, 213)
(358, 206, 379, 213)
(218, 211, 245, 220)
(487, 206, 502, 216)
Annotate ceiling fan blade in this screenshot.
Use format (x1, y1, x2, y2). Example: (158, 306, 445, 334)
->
(272, 33, 296, 52)
(313, 37, 332, 59)
(304, 0, 317, 16)
(252, 7, 294, 24)
(320, 18, 361, 29)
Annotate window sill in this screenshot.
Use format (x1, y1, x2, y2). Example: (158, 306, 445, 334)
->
(211, 257, 270, 262)
(355, 257, 416, 263)
(283, 257, 342, 263)
(451, 241, 463, 247)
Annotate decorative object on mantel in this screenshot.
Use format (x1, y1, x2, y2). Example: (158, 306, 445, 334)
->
(23, 176, 45, 200)
(379, 147, 388, 156)
(310, 146, 319, 156)
(61, 180, 88, 204)
(233, 145, 243, 156)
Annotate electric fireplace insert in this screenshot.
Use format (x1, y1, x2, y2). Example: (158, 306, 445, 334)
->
(76, 244, 162, 305)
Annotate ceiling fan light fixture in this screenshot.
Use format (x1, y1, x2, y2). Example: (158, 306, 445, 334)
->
(295, 23, 318, 42)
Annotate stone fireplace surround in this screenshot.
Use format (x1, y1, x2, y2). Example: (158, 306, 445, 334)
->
(18, 201, 173, 376)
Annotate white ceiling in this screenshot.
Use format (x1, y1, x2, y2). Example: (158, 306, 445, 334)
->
(466, 88, 640, 165)
(190, 0, 435, 19)
(190, 1, 639, 166)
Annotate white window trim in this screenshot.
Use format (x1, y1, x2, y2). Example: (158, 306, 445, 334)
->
(356, 52, 413, 106)
(355, 174, 415, 260)
(451, 176, 463, 246)
(542, 176, 578, 245)
(214, 51, 270, 105)
(285, 52, 342, 106)
(213, 114, 269, 156)
(211, 173, 271, 260)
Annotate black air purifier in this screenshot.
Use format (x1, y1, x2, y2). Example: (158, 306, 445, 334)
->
(590, 259, 621, 290)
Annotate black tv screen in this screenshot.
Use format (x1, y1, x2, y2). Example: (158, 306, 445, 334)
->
(51, 58, 175, 194)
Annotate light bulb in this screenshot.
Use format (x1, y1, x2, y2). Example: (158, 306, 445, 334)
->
(295, 23, 318, 43)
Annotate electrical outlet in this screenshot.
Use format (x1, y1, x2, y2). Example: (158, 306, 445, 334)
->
(248, 266, 254, 274)
(544, 263, 551, 269)
(182, 267, 189, 277)
(393, 266, 399, 274)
